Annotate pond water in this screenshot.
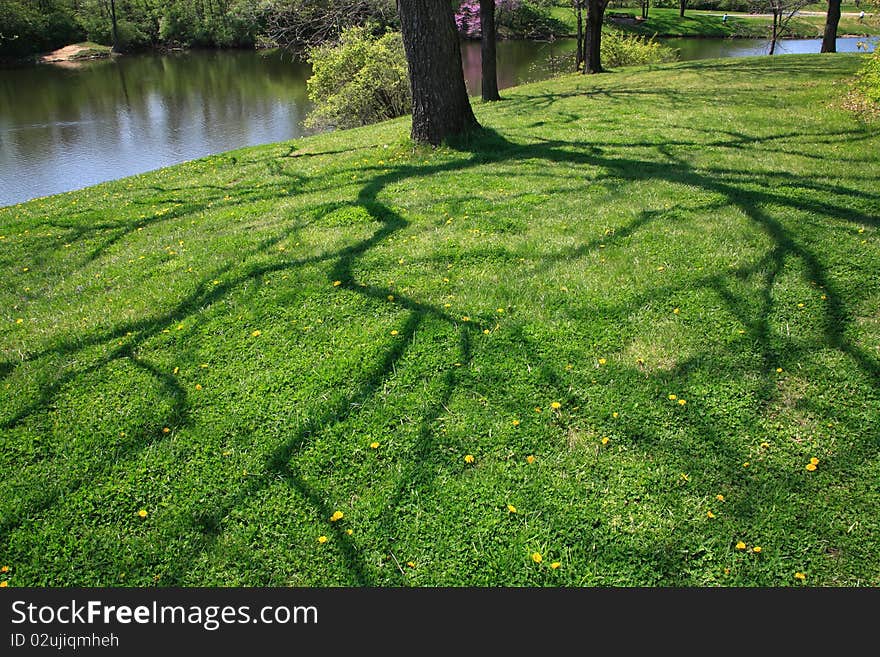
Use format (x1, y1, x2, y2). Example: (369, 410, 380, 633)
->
(0, 36, 876, 207)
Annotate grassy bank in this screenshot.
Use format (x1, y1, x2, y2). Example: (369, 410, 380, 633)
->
(549, 6, 880, 38)
(1, 54, 879, 587)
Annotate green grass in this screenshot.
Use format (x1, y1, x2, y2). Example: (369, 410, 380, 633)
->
(68, 42, 113, 60)
(548, 6, 880, 38)
(1, 54, 879, 587)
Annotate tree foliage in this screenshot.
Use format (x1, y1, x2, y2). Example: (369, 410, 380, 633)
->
(305, 27, 410, 130)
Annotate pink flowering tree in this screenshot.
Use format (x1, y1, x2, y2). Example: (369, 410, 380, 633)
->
(455, 0, 519, 38)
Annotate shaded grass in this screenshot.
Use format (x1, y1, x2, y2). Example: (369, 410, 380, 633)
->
(1, 54, 878, 587)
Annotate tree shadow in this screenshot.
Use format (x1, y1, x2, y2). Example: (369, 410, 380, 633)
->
(3, 104, 878, 585)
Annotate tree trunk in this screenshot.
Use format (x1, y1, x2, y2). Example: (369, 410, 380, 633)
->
(480, 0, 500, 101)
(583, 0, 605, 74)
(397, 0, 480, 145)
(641, 0, 649, 21)
(821, 0, 841, 52)
(575, 0, 584, 71)
(679, 0, 686, 18)
(769, 10, 778, 55)
(109, 0, 119, 52)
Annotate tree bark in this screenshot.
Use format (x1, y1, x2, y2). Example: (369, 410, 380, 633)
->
(575, 0, 583, 71)
(583, 0, 606, 74)
(820, 0, 841, 52)
(679, 0, 687, 18)
(109, 0, 119, 52)
(397, 0, 480, 144)
(769, 10, 779, 55)
(480, 0, 500, 101)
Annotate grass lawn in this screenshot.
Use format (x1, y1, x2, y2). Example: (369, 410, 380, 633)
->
(1, 53, 878, 587)
(548, 6, 880, 38)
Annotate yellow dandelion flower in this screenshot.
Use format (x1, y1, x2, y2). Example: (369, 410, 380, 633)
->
(657, 266, 665, 272)
(797, 303, 804, 308)
(794, 572, 806, 580)
(137, 509, 148, 519)
(680, 473, 689, 481)
(550, 562, 561, 569)
(743, 462, 750, 467)
(461, 316, 470, 322)
(162, 427, 170, 434)
(406, 561, 416, 568)
(0, 581, 7, 588)
(15, 318, 23, 324)
(806, 463, 817, 471)
(332, 280, 341, 286)
(251, 330, 261, 337)
(752, 546, 762, 553)
(810, 457, 819, 465)
(673, 308, 680, 314)
(820, 294, 827, 300)
(678, 399, 687, 405)
(370, 441, 380, 449)
(1, 566, 9, 573)
(318, 535, 328, 544)
(598, 358, 607, 365)
(612, 412, 619, 419)
(464, 454, 475, 464)
(601, 437, 610, 446)
(513, 419, 521, 427)
(497, 308, 504, 313)
(173, 367, 179, 375)
(195, 384, 202, 390)
(776, 367, 783, 373)
(736, 541, 746, 550)
(550, 401, 561, 410)
(668, 394, 677, 400)
(707, 511, 715, 519)
(330, 511, 344, 522)
(483, 329, 490, 335)
(507, 504, 517, 514)
(390, 330, 399, 336)
(716, 494, 725, 502)
(531, 552, 542, 564)
(534, 407, 542, 413)
(760, 442, 770, 448)
(346, 529, 353, 536)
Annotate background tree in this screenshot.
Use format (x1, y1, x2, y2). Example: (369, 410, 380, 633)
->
(583, 0, 610, 74)
(820, 0, 841, 52)
(397, 0, 479, 144)
(109, 0, 119, 51)
(751, 0, 811, 54)
(572, 0, 584, 71)
(679, 0, 686, 17)
(480, 0, 500, 100)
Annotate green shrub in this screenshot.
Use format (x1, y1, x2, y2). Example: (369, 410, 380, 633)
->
(601, 29, 679, 67)
(857, 48, 880, 104)
(305, 27, 411, 131)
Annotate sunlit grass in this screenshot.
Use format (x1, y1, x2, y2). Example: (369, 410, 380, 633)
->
(1, 54, 878, 587)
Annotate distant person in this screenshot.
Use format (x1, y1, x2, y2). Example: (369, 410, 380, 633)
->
(859, 10, 865, 23)
(722, 13, 728, 22)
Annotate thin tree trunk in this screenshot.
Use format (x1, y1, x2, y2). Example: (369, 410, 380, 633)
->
(821, 0, 841, 52)
(575, 0, 584, 71)
(583, 0, 605, 74)
(110, 0, 119, 52)
(679, 0, 686, 18)
(397, 0, 480, 145)
(480, 0, 500, 101)
(769, 11, 778, 55)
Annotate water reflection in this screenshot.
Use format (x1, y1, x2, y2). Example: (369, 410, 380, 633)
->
(0, 50, 311, 207)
